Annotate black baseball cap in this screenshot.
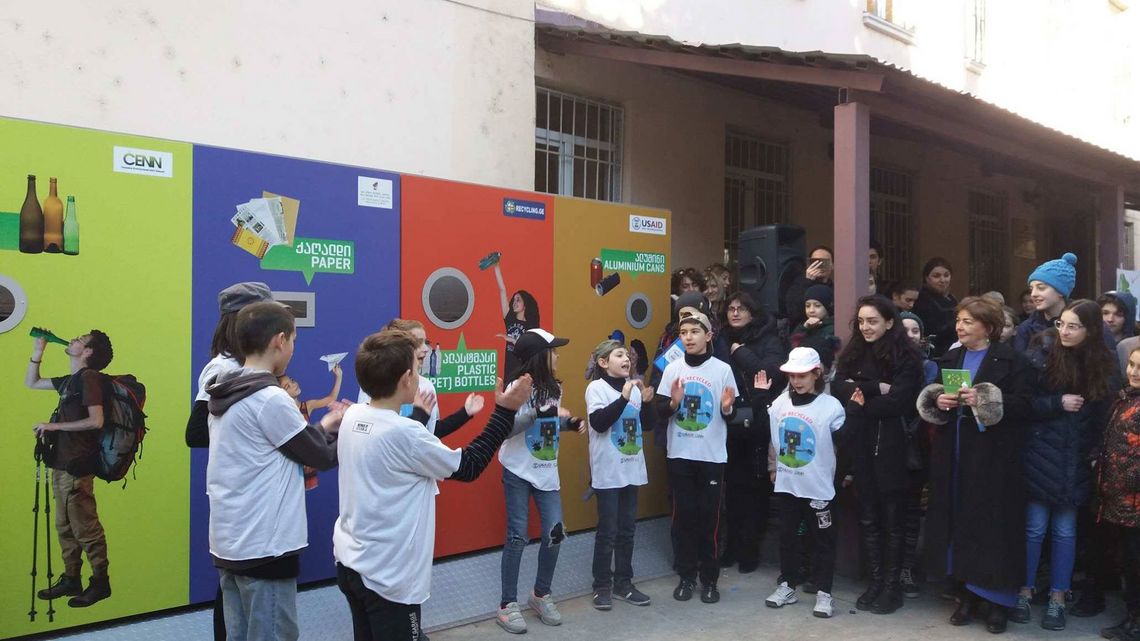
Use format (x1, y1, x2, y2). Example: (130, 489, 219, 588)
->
(513, 329, 569, 362)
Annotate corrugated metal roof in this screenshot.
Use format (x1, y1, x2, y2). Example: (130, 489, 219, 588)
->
(535, 12, 1140, 173)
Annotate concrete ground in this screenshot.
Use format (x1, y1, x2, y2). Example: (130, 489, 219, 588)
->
(433, 564, 1124, 641)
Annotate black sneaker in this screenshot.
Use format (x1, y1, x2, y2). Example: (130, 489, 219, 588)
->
(1009, 594, 1031, 624)
(856, 582, 883, 611)
(1042, 601, 1066, 631)
(68, 576, 111, 608)
(738, 559, 760, 574)
(613, 585, 651, 606)
(37, 574, 82, 600)
(592, 589, 612, 611)
(700, 584, 720, 604)
(900, 568, 920, 599)
(673, 579, 695, 602)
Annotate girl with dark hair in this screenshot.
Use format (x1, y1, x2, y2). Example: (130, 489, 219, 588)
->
(495, 329, 583, 634)
(832, 296, 924, 615)
(1010, 300, 1118, 630)
(913, 257, 957, 357)
(498, 289, 541, 379)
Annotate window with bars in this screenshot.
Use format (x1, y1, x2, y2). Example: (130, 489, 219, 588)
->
(966, 0, 986, 64)
(869, 166, 914, 284)
(723, 131, 790, 266)
(968, 190, 1010, 295)
(535, 88, 623, 202)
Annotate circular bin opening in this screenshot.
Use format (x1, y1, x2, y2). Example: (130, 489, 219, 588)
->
(0, 274, 28, 334)
(625, 292, 652, 329)
(422, 267, 475, 330)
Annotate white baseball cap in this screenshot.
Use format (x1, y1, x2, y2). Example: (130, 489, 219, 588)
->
(779, 347, 822, 374)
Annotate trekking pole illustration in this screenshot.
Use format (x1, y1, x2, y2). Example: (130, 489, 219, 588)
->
(479, 251, 509, 317)
(29, 444, 41, 622)
(30, 327, 69, 346)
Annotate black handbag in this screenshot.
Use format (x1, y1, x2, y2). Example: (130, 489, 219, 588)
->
(727, 404, 755, 428)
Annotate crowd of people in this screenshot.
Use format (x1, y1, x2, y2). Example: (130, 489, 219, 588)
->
(25, 245, 1140, 641)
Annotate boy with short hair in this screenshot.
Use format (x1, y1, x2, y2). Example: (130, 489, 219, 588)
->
(334, 330, 534, 641)
(654, 308, 736, 604)
(26, 330, 115, 607)
(206, 302, 345, 641)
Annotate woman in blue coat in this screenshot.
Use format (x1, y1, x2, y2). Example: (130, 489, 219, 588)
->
(1012, 299, 1117, 631)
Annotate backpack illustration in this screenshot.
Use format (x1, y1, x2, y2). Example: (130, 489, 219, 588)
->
(88, 373, 148, 483)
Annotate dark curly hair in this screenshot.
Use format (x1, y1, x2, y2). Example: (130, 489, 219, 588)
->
(86, 329, 114, 371)
(836, 295, 921, 375)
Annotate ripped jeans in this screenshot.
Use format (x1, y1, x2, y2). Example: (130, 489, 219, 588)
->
(501, 468, 564, 605)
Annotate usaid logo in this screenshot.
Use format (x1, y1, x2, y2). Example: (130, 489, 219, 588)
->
(113, 146, 174, 178)
(630, 214, 666, 235)
(503, 198, 546, 221)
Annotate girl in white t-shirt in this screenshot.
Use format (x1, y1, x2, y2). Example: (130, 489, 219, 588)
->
(496, 329, 583, 635)
(584, 340, 655, 610)
(758, 347, 863, 619)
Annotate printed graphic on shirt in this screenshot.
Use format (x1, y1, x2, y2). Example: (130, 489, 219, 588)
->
(777, 415, 817, 468)
(674, 381, 715, 432)
(525, 416, 561, 461)
(610, 404, 643, 455)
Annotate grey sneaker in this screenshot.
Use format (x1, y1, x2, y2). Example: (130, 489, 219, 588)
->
(592, 589, 612, 611)
(813, 591, 834, 618)
(528, 592, 562, 626)
(765, 582, 798, 608)
(1042, 600, 1066, 631)
(1010, 593, 1032, 624)
(613, 585, 651, 606)
(496, 602, 526, 634)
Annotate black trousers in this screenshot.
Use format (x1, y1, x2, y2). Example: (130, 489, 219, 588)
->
(668, 458, 725, 586)
(1124, 526, 1140, 612)
(858, 494, 906, 586)
(778, 493, 838, 594)
(901, 471, 926, 572)
(336, 564, 422, 641)
(723, 479, 770, 565)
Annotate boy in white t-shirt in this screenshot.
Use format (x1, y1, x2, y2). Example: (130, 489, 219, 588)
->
(757, 347, 863, 619)
(334, 329, 532, 641)
(206, 302, 347, 641)
(585, 339, 656, 611)
(653, 309, 737, 605)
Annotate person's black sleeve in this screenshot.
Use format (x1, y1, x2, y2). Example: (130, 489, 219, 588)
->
(449, 405, 515, 482)
(833, 401, 863, 446)
(749, 388, 773, 446)
(730, 338, 787, 393)
(589, 396, 629, 433)
(410, 406, 431, 427)
(639, 398, 656, 434)
(186, 400, 210, 448)
(653, 394, 675, 443)
(435, 408, 472, 438)
(279, 425, 338, 470)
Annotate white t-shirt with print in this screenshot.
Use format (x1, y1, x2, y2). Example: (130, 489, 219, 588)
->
(358, 375, 440, 434)
(585, 379, 648, 489)
(768, 391, 846, 501)
(658, 357, 736, 463)
(498, 384, 563, 492)
(196, 354, 240, 402)
(207, 370, 308, 561)
(333, 404, 461, 605)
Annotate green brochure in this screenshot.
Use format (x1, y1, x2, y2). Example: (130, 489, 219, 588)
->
(942, 369, 972, 391)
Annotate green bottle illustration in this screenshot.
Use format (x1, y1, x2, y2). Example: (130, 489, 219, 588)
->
(29, 327, 69, 346)
(1120, 273, 1131, 293)
(63, 196, 79, 256)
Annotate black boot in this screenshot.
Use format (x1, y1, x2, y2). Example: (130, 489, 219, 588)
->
(871, 582, 903, 615)
(1072, 586, 1106, 618)
(68, 576, 111, 608)
(1101, 612, 1140, 641)
(872, 510, 905, 615)
(37, 574, 82, 600)
(950, 591, 978, 626)
(856, 515, 883, 611)
(985, 601, 1008, 634)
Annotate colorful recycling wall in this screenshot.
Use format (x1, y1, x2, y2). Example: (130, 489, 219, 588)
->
(0, 117, 669, 638)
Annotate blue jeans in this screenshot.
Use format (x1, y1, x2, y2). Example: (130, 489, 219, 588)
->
(1025, 501, 1078, 592)
(218, 570, 299, 641)
(500, 468, 564, 605)
(592, 485, 639, 590)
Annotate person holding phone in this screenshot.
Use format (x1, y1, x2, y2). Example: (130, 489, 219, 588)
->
(786, 246, 834, 327)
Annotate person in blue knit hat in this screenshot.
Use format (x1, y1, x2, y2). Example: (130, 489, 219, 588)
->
(1013, 253, 1078, 352)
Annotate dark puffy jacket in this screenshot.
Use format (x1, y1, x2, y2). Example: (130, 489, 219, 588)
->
(912, 287, 957, 357)
(1099, 387, 1140, 528)
(1024, 346, 1114, 506)
(832, 348, 923, 498)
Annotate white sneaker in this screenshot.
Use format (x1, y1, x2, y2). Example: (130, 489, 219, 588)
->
(813, 591, 834, 618)
(528, 592, 563, 626)
(765, 581, 798, 608)
(496, 602, 527, 634)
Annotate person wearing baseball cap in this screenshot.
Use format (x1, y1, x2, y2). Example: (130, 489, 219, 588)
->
(653, 306, 737, 605)
(758, 347, 863, 619)
(495, 328, 582, 634)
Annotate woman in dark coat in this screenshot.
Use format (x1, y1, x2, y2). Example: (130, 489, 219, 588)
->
(1012, 299, 1117, 630)
(713, 291, 787, 572)
(832, 295, 923, 615)
(913, 257, 958, 358)
(917, 296, 1037, 634)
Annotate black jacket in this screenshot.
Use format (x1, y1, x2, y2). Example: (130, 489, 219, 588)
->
(784, 275, 831, 327)
(832, 348, 923, 498)
(913, 287, 958, 357)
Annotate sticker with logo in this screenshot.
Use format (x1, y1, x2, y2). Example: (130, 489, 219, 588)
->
(629, 214, 666, 236)
(674, 381, 715, 432)
(357, 176, 393, 209)
(503, 198, 546, 221)
(777, 416, 818, 468)
(352, 421, 373, 434)
(610, 403, 643, 455)
(113, 146, 174, 178)
(525, 416, 561, 461)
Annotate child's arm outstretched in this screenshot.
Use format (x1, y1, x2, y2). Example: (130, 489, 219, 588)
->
(303, 364, 343, 412)
(433, 393, 485, 438)
(449, 376, 533, 481)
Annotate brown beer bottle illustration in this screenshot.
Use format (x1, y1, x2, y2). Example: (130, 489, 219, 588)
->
(42, 177, 63, 253)
(19, 174, 44, 253)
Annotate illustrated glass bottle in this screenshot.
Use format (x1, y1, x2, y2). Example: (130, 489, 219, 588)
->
(19, 174, 44, 253)
(63, 196, 79, 256)
(42, 177, 64, 253)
